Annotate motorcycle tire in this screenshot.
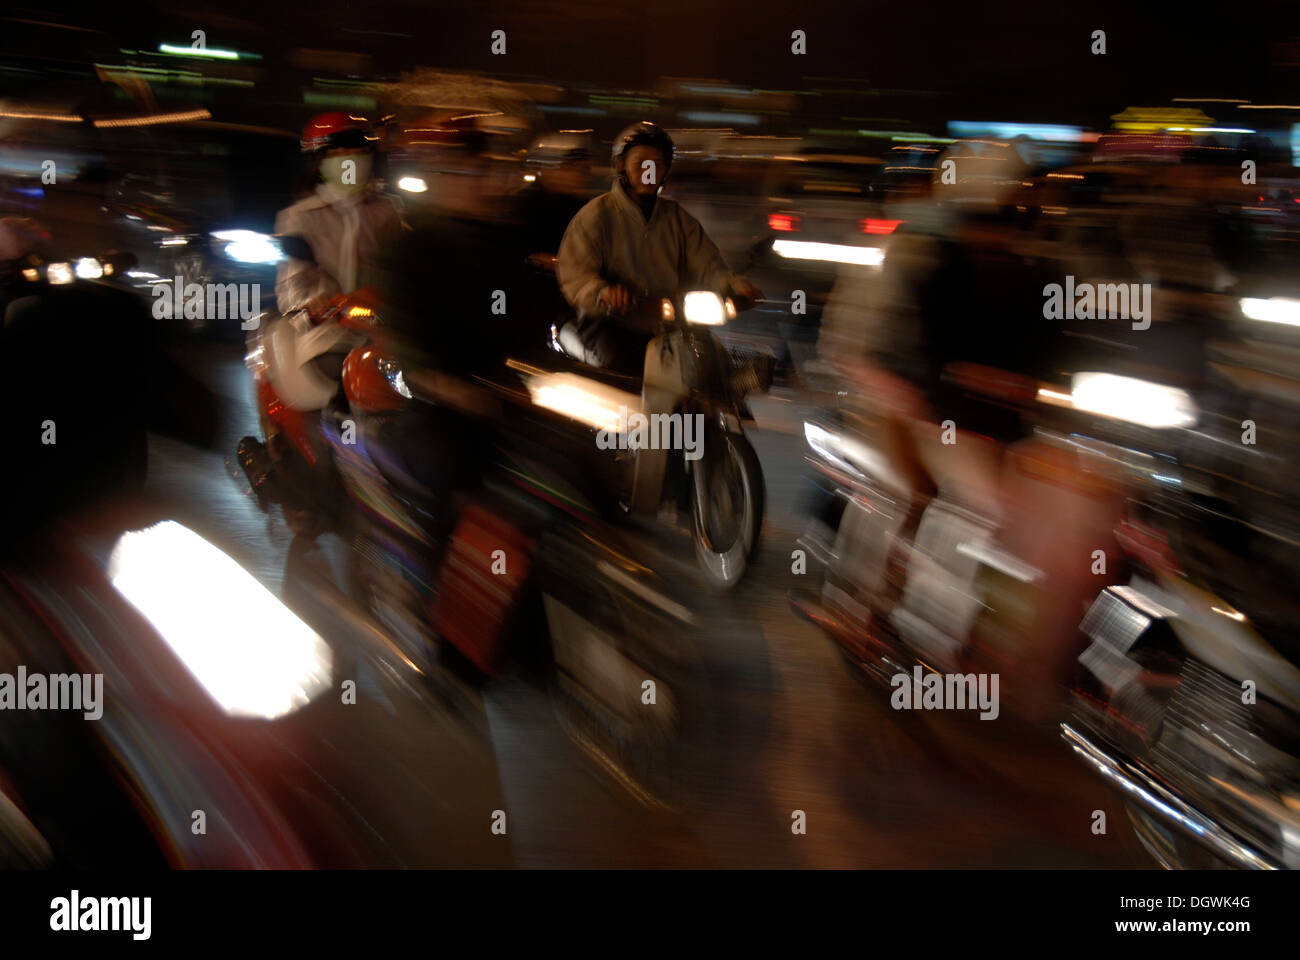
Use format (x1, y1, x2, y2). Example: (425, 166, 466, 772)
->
(691, 428, 764, 590)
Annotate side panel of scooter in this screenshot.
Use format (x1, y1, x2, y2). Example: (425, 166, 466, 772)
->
(822, 493, 908, 622)
(630, 333, 688, 514)
(324, 412, 425, 543)
(264, 314, 340, 412)
(890, 500, 996, 671)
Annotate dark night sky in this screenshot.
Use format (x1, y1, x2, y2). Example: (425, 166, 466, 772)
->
(4, 0, 1299, 124)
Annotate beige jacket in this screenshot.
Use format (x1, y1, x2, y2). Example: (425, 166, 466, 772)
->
(274, 184, 404, 312)
(556, 185, 741, 320)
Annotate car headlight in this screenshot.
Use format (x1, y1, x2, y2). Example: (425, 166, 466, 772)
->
(397, 176, 428, 193)
(1240, 296, 1300, 327)
(74, 257, 103, 280)
(107, 521, 333, 719)
(1070, 372, 1198, 429)
(683, 290, 726, 325)
(211, 229, 283, 264)
(46, 262, 74, 284)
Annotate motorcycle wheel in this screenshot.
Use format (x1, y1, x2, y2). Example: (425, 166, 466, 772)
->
(541, 556, 694, 813)
(690, 428, 764, 589)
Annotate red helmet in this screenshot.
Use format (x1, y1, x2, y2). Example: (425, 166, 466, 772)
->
(300, 112, 374, 153)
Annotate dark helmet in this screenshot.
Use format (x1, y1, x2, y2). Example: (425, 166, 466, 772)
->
(611, 121, 674, 179)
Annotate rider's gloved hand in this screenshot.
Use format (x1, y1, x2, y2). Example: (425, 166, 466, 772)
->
(597, 283, 631, 315)
(304, 292, 333, 317)
(730, 278, 762, 311)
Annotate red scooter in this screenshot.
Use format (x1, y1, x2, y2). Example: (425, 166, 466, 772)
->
(236, 237, 380, 536)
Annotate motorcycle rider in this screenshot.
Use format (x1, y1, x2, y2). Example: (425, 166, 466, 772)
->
(274, 112, 405, 315)
(819, 202, 1095, 722)
(556, 121, 762, 373)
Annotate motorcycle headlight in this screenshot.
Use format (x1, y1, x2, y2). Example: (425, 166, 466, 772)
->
(803, 419, 912, 495)
(107, 521, 333, 720)
(376, 357, 412, 398)
(46, 262, 74, 285)
(804, 421, 861, 478)
(683, 290, 726, 326)
(1070, 372, 1199, 429)
(397, 176, 428, 193)
(1240, 297, 1300, 327)
(74, 257, 103, 280)
(211, 230, 283, 265)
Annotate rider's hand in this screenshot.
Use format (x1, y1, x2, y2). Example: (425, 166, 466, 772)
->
(597, 283, 631, 315)
(732, 278, 762, 310)
(304, 292, 333, 317)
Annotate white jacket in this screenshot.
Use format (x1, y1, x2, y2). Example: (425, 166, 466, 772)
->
(556, 184, 741, 319)
(273, 183, 404, 312)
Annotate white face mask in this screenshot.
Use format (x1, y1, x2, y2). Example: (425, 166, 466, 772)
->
(319, 154, 372, 195)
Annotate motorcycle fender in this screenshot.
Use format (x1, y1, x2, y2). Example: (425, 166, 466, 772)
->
(629, 445, 668, 514)
(642, 332, 687, 400)
(630, 335, 686, 514)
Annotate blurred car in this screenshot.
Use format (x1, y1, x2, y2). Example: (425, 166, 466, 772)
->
(98, 122, 301, 339)
(732, 151, 902, 383)
(930, 137, 1030, 210)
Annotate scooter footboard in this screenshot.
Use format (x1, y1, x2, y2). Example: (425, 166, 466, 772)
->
(822, 492, 909, 623)
(890, 499, 997, 670)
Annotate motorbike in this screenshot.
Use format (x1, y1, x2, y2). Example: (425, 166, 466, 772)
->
(790, 357, 1143, 727)
(0, 248, 350, 867)
(526, 255, 766, 590)
(314, 290, 702, 809)
(1061, 307, 1300, 870)
(236, 235, 358, 536)
(793, 305, 1300, 866)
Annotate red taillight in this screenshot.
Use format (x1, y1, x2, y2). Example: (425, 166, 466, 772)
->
(860, 218, 902, 235)
(769, 213, 800, 232)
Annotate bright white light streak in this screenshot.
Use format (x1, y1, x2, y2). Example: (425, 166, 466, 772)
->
(1070, 373, 1198, 429)
(108, 521, 332, 719)
(1240, 297, 1300, 327)
(526, 374, 640, 433)
(773, 239, 884, 266)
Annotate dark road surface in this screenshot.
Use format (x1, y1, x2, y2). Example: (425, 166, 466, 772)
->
(139, 338, 1151, 868)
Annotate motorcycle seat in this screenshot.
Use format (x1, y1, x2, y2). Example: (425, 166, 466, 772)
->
(552, 321, 643, 392)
